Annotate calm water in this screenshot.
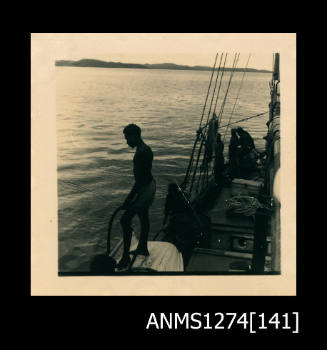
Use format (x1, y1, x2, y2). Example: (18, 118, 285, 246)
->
(56, 66, 271, 272)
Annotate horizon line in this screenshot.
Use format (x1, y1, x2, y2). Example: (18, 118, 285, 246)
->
(55, 58, 272, 72)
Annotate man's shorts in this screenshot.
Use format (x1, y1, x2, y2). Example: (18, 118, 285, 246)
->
(130, 179, 156, 210)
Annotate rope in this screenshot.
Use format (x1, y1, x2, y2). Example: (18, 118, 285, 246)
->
(222, 54, 251, 143)
(189, 137, 205, 196)
(213, 53, 228, 116)
(182, 53, 219, 190)
(219, 111, 269, 130)
(198, 53, 219, 128)
(181, 131, 200, 190)
(199, 54, 240, 192)
(184, 109, 268, 197)
(192, 53, 241, 196)
(225, 196, 263, 216)
(197, 54, 224, 188)
(218, 53, 240, 125)
(106, 206, 122, 255)
(204, 53, 224, 127)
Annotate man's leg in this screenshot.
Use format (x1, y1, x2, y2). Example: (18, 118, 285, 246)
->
(117, 208, 137, 269)
(129, 208, 150, 256)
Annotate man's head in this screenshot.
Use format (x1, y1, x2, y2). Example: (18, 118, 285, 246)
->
(236, 127, 244, 135)
(123, 124, 141, 148)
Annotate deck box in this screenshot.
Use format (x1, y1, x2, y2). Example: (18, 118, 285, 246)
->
(231, 178, 263, 197)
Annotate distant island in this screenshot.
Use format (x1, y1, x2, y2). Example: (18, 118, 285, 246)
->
(55, 59, 272, 73)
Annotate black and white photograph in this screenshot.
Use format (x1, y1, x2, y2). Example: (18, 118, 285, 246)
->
(31, 33, 296, 295)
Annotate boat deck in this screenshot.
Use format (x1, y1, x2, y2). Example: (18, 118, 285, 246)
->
(186, 178, 271, 273)
(108, 176, 271, 273)
(111, 233, 184, 272)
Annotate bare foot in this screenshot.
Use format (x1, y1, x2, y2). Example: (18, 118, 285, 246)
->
(116, 256, 131, 269)
(129, 247, 150, 256)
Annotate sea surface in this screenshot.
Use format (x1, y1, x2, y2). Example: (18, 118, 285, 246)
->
(56, 66, 271, 272)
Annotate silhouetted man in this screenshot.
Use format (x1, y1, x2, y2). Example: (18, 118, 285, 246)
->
(117, 124, 156, 269)
(214, 133, 225, 184)
(163, 183, 186, 226)
(236, 127, 257, 178)
(229, 128, 240, 178)
(236, 127, 255, 156)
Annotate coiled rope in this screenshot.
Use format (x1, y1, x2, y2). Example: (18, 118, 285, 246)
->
(225, 196, 263, 216)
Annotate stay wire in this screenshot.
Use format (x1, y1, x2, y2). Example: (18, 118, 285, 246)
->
(213, 53, 228, 117)
(218, 53, 240, 125)
(198, 52, 219, 129)
(222, 54, 251, 143)
(219, 111, 268, 130)
(204, 53, 224, 127)
(183, 53, 218, 189)
(195, 54, 238, 195)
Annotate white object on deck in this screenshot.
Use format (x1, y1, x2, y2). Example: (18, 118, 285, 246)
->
(113, 234, 184, 272)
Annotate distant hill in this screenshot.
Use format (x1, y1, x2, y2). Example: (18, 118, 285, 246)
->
(55, 59, 272, 73)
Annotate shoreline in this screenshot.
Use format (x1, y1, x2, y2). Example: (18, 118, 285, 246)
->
(55, 59, 272, 74)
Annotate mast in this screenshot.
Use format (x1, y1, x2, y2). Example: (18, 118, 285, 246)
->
(268, 53, 281, 273)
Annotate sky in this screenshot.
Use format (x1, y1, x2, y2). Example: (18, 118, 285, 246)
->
(47, 33, 293, 70)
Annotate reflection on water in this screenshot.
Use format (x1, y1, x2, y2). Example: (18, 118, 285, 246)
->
(56, 66, 271, 272)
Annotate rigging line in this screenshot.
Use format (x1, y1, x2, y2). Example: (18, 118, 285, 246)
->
(199, 54, 240, 189)
(218, 53, 240, 125)
(216, 55, 237, 128)
(185, 53, 238, 195)
(181, 133, 200, 189)
(222, 54, 251, 143)
(184, 128, 207, 193)
(199, 109, 269, 133)
(198, 52, 219, 129)
(193, 54, 226, 191)
(218, 111, 269, 129)
(195, 136, 212, 194)
(184, 53, 218, 190)
(189, 137, 206, 196)
(194, 56, 228, 194)
(204, 52, 224, 126)
(213, 53, 228, 116)
(217, 53, 240, 124)
(182, 119, 209, 189)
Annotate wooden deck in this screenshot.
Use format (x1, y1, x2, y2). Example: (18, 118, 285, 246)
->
(186, 179, 271, 272)
(111, 233, 184, 272)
